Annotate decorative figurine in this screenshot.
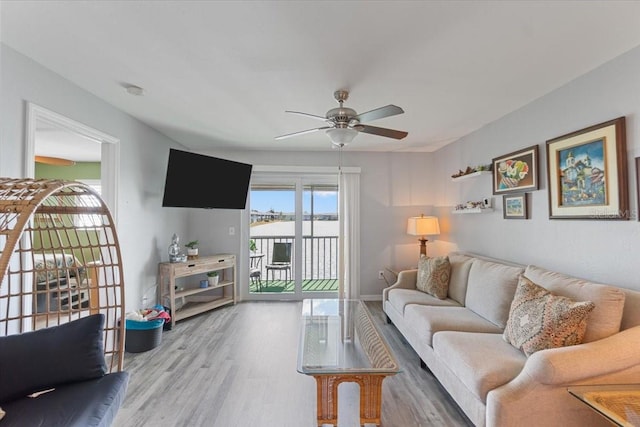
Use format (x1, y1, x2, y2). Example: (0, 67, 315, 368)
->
(168, 233, 185, 263)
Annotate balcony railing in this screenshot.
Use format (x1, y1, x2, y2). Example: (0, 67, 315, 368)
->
(250, 235, 338, 292)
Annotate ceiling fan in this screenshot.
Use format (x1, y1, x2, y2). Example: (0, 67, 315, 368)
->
(35, 155, 76, 166)
(275, 90, 408, 147)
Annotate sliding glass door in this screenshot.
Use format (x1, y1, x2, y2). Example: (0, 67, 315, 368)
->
(249, 173, 338, 300)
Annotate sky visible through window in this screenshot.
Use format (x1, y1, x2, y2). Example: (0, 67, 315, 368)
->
(251, 190, 337, 214)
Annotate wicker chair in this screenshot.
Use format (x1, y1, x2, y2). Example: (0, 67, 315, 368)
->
(0, 178, 128, 426)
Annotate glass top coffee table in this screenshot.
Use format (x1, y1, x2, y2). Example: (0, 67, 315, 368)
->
(568, 384, 640, 427)
(297, 299, 400, 426)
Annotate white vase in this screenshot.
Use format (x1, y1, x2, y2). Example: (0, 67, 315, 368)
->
(187, 248, 198, 257)
(208, 276, 219, 287)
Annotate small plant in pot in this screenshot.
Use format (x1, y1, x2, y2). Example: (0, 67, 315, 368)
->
(185, 240, 199, 258)
(207, 271, 219, 287)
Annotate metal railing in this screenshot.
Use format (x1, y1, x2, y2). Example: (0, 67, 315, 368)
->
(250, 235, 338, 281)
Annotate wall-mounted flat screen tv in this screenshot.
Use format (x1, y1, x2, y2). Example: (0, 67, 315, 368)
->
(162, 149, 253, 209)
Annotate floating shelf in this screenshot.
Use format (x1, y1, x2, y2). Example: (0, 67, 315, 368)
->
(451, 170, 492, 182)
(451, 208, 494, 215)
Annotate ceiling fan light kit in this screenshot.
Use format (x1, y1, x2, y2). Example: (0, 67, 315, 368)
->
(276, 89, 408, 147)
(326, 127, 358, 146)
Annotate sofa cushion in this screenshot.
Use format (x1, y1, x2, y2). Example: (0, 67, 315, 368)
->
(416, 256, 451, 299)
(0, 314, 107, 403)
(388, 289, 461, 314)
(404, 305, 502, 347)
(447, 253, 475, 305)
(503, 275, 595, 356)
(465, 259, 524, 328)
(0, 372, 129, 427)
(433, 332, 526, 402)
(524, 265, 625, 342)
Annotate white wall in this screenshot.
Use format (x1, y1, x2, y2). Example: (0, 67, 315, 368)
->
(0, 43, 437, 304)
(0, 44, 189, 310)
(188, 150, 435, 299)
(432, 45, 640, 290)
(12, 39, 634, 302)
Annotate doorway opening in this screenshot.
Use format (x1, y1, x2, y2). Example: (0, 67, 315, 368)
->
(24, 103, 120, 222)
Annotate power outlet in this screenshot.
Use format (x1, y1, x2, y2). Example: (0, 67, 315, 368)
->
(378, 270, 385, 280)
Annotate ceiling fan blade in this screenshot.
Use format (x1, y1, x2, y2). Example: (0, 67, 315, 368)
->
(285, 111, 329, 122)
(275, 126, 332, 140)
(35, 155, 76, 166)
(354, 105, 404, 123)
(358, 125, 408, 140)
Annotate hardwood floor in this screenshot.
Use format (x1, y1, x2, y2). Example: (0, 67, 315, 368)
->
(114, 301, 474, 427)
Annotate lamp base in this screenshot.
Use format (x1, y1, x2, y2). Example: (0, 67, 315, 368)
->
(418, 238, 428, 258)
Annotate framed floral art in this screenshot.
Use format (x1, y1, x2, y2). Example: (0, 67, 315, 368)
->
(492, 145, 539, 195)
(546, 117, 628, 220)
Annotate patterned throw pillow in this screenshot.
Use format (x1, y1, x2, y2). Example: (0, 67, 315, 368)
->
(503, 275, 595, 356)
(416, 256, 451, 299)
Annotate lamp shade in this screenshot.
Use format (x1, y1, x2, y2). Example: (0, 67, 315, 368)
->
(407, 216, 440, 236)
(326, 128, 358, 146)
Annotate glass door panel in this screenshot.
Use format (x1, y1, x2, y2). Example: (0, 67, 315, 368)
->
(249, 183, 295, 296)
(302, 184, 338, 297)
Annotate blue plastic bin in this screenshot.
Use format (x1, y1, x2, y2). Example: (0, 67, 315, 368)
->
(125, 319, 164, 353)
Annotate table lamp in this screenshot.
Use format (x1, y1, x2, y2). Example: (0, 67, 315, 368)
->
(407, 215, 440, 257)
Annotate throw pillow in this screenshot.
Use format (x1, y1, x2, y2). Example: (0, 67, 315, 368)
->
(416, 255, 451, 299)
(503, 275, 595, 356)
(0, 313, 107, 403)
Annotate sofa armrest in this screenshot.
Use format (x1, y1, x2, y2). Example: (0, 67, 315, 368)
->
(382, 269, 417, 302)
(523, 325, 640, 385)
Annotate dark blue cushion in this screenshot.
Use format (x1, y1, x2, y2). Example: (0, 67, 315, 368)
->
(0, 372, 129, 427)
(0, 314, 107, 403)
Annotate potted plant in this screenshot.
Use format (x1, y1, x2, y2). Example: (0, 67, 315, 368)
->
(207, 271, 219, 287)
(185, 240, 198, 258)
(249, 239, 257, 253)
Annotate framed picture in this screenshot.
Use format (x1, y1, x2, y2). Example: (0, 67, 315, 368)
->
(503, 193, 528, 219)
(492, 145, 539, 195)
(636, 157, 640, 221)
(546, 117, 628, 220)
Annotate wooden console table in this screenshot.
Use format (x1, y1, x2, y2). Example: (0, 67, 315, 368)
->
(158, 254, 236, 328)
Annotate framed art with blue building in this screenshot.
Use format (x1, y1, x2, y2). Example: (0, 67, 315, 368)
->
(546, 116, 628, 220)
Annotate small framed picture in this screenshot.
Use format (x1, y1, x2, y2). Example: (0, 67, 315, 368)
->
(503, 193, 528, 219)
(636, 157, 640, 221)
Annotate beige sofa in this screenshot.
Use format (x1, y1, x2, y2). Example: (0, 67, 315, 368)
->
(382, 251, 640, 427)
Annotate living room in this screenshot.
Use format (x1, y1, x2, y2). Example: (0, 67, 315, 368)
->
(2, 2, 640, 426)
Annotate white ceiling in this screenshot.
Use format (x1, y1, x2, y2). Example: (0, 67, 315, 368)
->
(3, 1, 640, 155)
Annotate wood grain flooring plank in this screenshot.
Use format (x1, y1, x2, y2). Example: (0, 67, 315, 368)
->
(114, 301, 473, 427)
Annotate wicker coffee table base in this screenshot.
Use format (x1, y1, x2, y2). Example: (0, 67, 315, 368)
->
(313, 373, 391, 426)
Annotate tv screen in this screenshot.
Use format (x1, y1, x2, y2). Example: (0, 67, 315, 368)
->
(162, 149, 253, 209)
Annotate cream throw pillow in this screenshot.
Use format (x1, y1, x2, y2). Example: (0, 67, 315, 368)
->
(503, 275, 595, 356)
(416, 256, 451, 299)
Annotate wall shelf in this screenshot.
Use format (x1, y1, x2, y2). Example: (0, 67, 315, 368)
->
(451, 170, 492, 182)
(452, 208, 494, 214)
